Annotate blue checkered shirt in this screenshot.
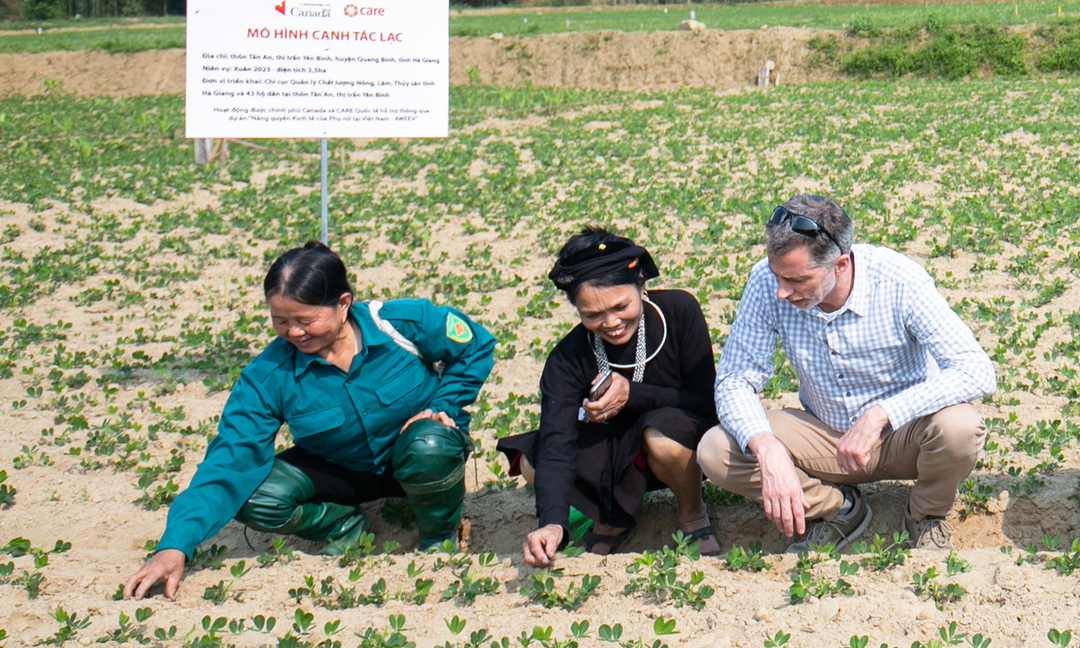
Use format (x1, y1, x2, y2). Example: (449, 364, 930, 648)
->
(714, 244, 996, 452)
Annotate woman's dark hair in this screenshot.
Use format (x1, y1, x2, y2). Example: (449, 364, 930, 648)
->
(263, 241, 354, 306)
(557, 226, 646, 304)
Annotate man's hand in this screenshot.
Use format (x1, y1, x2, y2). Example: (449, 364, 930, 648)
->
(123, 548, 186, 601)
(400, 409, 456, 433)
(523, 524, 564, 567)
(747, 434, 809, 538)
(836, 405, 889, 473)
(581, 372, 629, 423)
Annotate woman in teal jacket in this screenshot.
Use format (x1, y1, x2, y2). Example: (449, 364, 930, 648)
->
(124, 241, 495, 600)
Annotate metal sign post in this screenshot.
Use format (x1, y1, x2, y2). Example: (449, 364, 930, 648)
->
(320, 138, 329, 245)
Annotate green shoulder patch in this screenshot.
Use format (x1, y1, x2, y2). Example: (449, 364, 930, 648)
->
(446, 313, 473, 343)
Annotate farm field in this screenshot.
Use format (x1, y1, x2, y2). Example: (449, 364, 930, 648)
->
(449, 0, 1080, 36)
(3, 0, 1080, 54)
(3, 72, 1080, 648)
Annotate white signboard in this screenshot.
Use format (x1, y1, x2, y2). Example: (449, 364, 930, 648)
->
(186, 0, 448, 138)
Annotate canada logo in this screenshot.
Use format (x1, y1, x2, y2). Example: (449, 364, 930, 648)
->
(274, 1, 285, 14)
(344, 4, 357, 16)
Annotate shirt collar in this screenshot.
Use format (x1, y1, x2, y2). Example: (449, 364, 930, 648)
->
(807, 246, 869, 320)
(843, 247, 871, 317)
(291, 302, 394, 377)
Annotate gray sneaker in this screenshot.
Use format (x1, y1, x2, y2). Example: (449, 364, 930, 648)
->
(903, 511, 955, 551)
(787, 486, 872, 554)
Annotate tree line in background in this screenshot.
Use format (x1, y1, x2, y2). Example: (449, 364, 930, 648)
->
(1, 0, 185, 20)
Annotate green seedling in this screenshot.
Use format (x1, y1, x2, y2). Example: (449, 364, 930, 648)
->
(202, 560, 252, 604)
(95, 608, 154, 644)
(356, 614, 415, 648)
(11, 551, 50, 598)
(597, 624, 623, 643)
(763, 630, 791, 647)
(35, 608, 91, 646)
(788, 561, 859, 604)
(440, 567, 500, 602)
(623, 533, 714, 610)
(251, 615, 278, 634)
(336, 532, 396, 569)
(1043, 538, 1080, 576)
(153, 626, 177, 642)
(945, 552, 972, 576)
(256, 537, 299, 567)
(1014, 542, 1040, 566)
(519, 569, 601, 611)
(931, 621, 990, 647)
(0, 470, 15, 506)
(12, 445, 53, 469)
(912, 566, 965, 609)
(957, 478, 994, 517)
(724, 542, 770, 572)
(794, 542, 840, 571)
(1047, 629, 1072, 647)
(652, 618, 678, 636)
(851, 533, 910, 571)
(133, 476, 179, 510)
(393, 577, 434, 605)
(570, 621, 590, 639)
(189, 543, 227, 571)
(433, 540, 473, 570)
(446, 616, 467, 636)
(1, 537, 31, 557)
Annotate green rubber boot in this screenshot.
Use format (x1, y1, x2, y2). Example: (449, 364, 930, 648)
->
(235, 459, 369, 555)
(391, 419, 472, 551)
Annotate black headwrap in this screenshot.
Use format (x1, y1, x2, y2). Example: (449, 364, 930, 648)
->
(547, 240, 660, 292)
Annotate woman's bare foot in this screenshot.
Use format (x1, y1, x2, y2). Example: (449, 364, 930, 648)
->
(585, 524, 634, 556)
(679, 507, 720, 556)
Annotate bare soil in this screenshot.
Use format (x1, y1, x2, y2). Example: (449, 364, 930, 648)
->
(0, 28, 843, 97)
(3, 30, 1080, 648)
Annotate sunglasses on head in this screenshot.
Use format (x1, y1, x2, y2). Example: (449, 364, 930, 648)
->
(769, 206, 842, 252)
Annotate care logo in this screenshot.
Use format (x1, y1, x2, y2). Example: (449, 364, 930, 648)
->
(274, 0, 285, 14)
(344, 4, 358, 16)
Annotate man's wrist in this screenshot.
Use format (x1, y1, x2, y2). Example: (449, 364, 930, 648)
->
(747, 432, 784, 458)
(870, 404, 892, 431)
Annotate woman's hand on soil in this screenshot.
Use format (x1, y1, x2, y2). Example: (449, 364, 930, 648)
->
(123, 548, 186, 601)
(400, 409, 456, 433)
(581, 372, 629, 422)
(523, 524, 564, 567)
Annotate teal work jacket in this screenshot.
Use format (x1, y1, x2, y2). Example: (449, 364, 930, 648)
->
(158, 299, 495, 558)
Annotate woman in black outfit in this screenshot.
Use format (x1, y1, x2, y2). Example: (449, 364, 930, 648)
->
(498, 227, 719, 567)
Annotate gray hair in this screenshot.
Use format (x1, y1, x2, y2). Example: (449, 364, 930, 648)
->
(766, 195, 854, 267)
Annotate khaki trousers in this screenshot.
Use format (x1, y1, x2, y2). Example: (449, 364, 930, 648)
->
(698, 404, 986, 522)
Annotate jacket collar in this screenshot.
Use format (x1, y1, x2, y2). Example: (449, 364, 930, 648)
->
(292, 302, 394, 376)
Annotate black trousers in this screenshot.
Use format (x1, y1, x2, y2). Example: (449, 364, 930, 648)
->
(276, 446, 406, 506)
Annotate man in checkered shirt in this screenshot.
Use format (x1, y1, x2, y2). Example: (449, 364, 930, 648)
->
(698, 195, 996, 552)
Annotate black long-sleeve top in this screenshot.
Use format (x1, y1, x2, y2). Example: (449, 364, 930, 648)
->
(533, 289, 717, 531)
